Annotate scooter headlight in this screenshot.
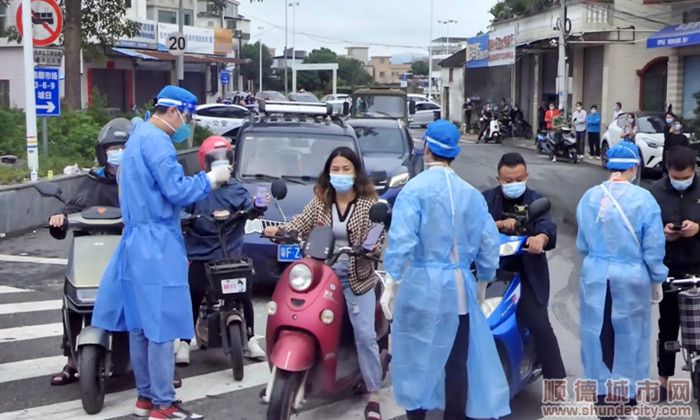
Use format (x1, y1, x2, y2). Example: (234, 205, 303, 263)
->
(289, 263, 313, 292)
(320, 309, 334, 324)
(480, 297, 503, 318)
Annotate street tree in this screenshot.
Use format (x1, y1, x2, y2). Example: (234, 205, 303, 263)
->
(1, 0, 140, 111)
(240, 41, 274, 91)
(338, 57, 372, 88)
(296, 47, 338, 93)
(410, 60, 429, 76)
(489, 0, 553, 23)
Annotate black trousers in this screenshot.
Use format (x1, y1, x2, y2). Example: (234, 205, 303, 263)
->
(477, 120, 489, 140)
(464, 110, 472, 130)
(588, 132, 600, 157)
(576, 130, 586, 155)
(516, 282, 566, 379)
(184, 261, 256, 343)
(406, 316, 470, 420)
(657, 290, 680, 378)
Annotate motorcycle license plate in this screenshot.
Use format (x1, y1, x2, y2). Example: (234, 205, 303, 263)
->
(221, 278, 246, 294)
(277, 244, 302, 262)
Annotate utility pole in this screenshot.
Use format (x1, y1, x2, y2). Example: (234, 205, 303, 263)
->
(558, 0, 568, 113)
(284, 2, 288, 94)
(21, 0, 38, 177)
(428, 0, 434, 99)
(290, 1, 299, 82)
(258, 26, 264, 92)
(177, 0, 184, 88)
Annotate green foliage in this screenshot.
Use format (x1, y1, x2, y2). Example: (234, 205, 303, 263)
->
(411, 61, 429, 76)
(338, 57, 373, 88)
(240, 41, 275, 90)
(0, 108, 26, 157)
(489, 0, 553, 23)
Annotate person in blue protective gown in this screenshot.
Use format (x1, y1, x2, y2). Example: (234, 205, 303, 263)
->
(91, 86, 232, 420)
(576, 141, 667, 418)
(381, 120, 511, 420)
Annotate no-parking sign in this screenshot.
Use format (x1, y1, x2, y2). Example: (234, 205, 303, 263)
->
(16, 0, 63, 47)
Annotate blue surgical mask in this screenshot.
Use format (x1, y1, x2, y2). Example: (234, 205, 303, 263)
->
(628, 118, 635, 124)
(502, 181, 526, 199)
(671, 177, 693, 191)
(666, 118, 674, 124)
(591, 109, 597, 114)
(106, 149, 124, 167)
(674, 123, 682, 131)
(330, 174, 355, 193)
(171, 110, 192, 144)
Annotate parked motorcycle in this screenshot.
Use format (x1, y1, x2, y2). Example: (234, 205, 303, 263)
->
(512, 116, 533, 139)
(35, 181, 129, 415)
(483, 198, 551, 396)
(260, 181, 391, 420)
(181, 208, 261, 381)
(536, 128, 578, 163)
(478, 116, 503, 144)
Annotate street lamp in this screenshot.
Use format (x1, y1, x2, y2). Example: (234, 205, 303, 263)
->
(284, 2, 288, 94)
(289, 1, 300, 78)
(438, 19, 457, 55)
(258, 26, 264, 93)
(428, 0, 434, 99)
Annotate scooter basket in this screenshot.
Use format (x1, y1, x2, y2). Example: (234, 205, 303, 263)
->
(678, 289, 700, 351)
(204, 258, 253, 299)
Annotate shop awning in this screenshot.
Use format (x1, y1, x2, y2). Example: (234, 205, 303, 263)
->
(111, 48, 246, 64)
(647, 22, 700, 49)
(112, 47, 158, 60)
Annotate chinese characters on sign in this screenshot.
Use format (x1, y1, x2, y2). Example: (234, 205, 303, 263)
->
(466, 27, 516, 69)
(34, 48, 63, 67)
(34, 68, 60, 116)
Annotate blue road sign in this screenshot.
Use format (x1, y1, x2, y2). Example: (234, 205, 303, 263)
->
(220, 71, 230, 85)
(34, 67, 60, 117)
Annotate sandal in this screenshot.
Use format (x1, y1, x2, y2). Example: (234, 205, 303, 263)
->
(50, 365, 78, 386)
(364, 401, 382, 420)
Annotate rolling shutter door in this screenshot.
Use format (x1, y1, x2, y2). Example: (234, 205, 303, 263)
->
(583, 47, 604, 108)
(682, 56, 700, 120)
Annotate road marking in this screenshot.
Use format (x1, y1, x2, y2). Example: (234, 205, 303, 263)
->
(0, 322, 62, 343)
(296, 386, 404, 420)
(0, 286, 32, 294)
(0, 300, 62, 315)
(0, 254, 67, 265)
(0, 355, 65, 384)
(0, 361, 270, 420)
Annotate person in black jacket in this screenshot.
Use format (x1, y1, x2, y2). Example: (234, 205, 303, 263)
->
(482, 153, 567, 382)
(651, 146, 700, 401)
(477, 103, 495, 141)
(662, 119, 690, 171)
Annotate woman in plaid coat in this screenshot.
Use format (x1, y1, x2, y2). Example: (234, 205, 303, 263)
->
(264, 146, 385, 420)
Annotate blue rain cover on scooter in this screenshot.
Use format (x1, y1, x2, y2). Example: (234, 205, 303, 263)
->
(576, 180, 667, 399)
(91, 122, 211, 343)
(385, 167, 511, 419)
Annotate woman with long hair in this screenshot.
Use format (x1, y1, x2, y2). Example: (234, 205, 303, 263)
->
(621, 112, 639, 143)
(264, 146, 385, 420)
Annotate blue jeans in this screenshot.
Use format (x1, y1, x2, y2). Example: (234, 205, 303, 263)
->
(129, 329, 175, 407)
(334, 260, 382, 392)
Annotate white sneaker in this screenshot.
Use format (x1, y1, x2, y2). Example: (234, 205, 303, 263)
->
(244, 336, 266, 360)
(579, 154, 584, 160)
(552, 156, 557, 162)
(175, 340, 190, 366)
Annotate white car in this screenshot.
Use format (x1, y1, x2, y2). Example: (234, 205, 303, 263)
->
(410, 101, 441, 128)
(194, 104, 250, 138)
(321, 94, 349, 114)
(408, 94, 437, 105)
(601, 113, 690, 174)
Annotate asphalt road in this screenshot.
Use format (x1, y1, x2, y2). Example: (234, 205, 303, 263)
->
(0, 132, 695, 420)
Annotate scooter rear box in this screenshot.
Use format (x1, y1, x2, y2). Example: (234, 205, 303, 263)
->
(205, 258, 253, 298)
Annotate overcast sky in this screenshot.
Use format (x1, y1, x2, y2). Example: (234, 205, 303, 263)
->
(239, 0, 498, 60)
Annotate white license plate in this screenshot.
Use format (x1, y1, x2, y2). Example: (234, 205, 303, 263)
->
(221, 278, 247, 294)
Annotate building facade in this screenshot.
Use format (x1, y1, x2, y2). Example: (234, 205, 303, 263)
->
(367, 56, 411, 84)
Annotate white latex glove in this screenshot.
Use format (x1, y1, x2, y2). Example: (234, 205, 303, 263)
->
(380, 273, 399, 321)
(477, 281, 488, 306)
(652, 283, 663, 304)
(206, 165, 232, 190)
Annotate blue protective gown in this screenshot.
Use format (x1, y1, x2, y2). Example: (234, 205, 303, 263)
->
(91, 122, 211, 343)
(576, 180, 667, 399)
(385, 166, 511, 419)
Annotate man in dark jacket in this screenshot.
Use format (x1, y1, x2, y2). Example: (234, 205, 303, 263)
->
(651, 146, 700, 400)
(483, 152, 566, 382)
(662, 118, 690, 172)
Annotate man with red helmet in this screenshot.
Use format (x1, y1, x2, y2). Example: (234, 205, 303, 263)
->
(176, 136, 270, 365)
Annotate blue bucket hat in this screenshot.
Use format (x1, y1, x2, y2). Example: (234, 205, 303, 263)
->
(606, 142, 640, 171)
(424, 120, 461, 159)
(156, 85, 198, 114)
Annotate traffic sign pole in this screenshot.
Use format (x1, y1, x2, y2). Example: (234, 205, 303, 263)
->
(22, 0, 39, 176)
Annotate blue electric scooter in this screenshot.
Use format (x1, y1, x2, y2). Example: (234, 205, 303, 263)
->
(480, 197, 551, 397)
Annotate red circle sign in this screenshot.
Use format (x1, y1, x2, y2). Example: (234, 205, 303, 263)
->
(16, 0, 63, 47)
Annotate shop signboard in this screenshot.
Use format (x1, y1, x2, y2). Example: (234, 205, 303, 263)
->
(158, 23, 214, 55)
(466, 27, 516, 69)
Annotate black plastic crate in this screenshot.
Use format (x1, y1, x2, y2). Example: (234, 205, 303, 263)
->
(205, 258, 253, 299)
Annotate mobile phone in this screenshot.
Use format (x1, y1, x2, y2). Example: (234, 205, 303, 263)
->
(363, 223, 384, 252)
(255, 184, 267, 207)
(672, 224, 682, 231)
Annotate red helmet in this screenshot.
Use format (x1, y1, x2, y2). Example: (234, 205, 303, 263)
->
(198, 136, 233, 171)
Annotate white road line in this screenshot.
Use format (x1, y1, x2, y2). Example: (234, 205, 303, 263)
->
(0, 361, 270, 420)
(0, 286, 32, 294)
(0, 323, 62, 343)
(0, 355, 65, 384)
(0, 300, 62, 315)
(0, 254, 67, 265)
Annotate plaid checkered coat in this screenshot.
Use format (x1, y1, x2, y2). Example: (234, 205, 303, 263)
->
(283, 195, 382, 295)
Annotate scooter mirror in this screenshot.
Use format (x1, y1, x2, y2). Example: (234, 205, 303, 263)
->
(369, 202, 391, 225)
(271, 179, 288, 200)
(34, 181, 63, 199)
(527, 198, 551, 222)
